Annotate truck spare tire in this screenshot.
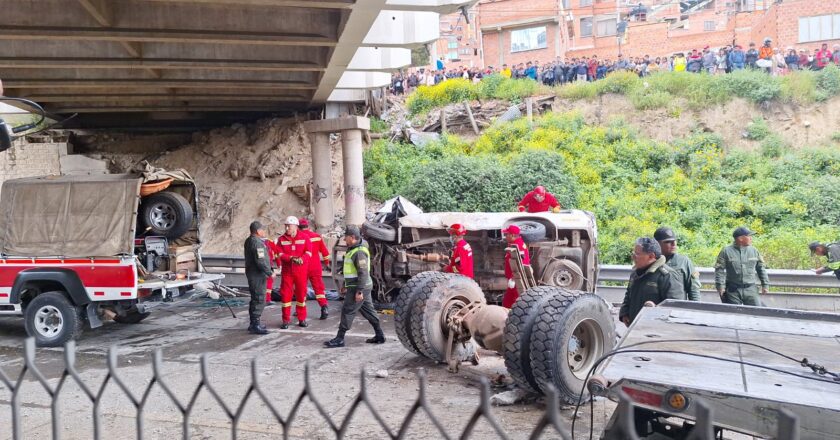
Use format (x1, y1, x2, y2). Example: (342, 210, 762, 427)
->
(512, 220, 546, 243)
(140, 191, 193, 239)
(362, 221, 396, 242)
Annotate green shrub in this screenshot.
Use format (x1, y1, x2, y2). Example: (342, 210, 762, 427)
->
(595, 71, 641, 95)
(781, 71, 817, 104)
(816, 64, 840, 100)
(719, 69, 781, 103)
(556, 81, 597, 100)
(629, 87, 670, 110)
(760, 135, 787, 158)
(406, 78, 477, 115)
(745, 117, 772, 140)
(369, 117, 389, 134)
(832, 132, 840, 142)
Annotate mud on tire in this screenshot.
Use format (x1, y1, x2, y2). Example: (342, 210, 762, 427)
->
(408, 273, 482, 363)
(504, 286, 562, 394)
(529, 290, 615, 403)
(394, 271, 441, 356)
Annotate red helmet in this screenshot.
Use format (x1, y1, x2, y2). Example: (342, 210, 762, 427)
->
(534, 186, 546, 196)
(448, 223, 467, 236)
(298, 218, 310, 228)
(501, 225, 521, 235)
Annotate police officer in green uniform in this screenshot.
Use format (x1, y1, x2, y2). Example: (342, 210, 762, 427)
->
(714, 227, 769, 306)
(619, 237, 686, 326)
(244, 221, 271, 335)
(324, 226, 385, 348)
(654, 227, 701, 301)
(809, 241, 840, 281)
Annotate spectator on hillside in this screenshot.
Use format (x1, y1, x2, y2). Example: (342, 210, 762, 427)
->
(588, 56, 598, 81)
(833, 45, 840, 65)
(798, 49, 810, 70)
(615, 54, 629, 70)
(525, 61, 537, 80)
(554, 61, 565, 85)
(772, 48, 786, 76)
(575, 59, 588, 81)
(745, 42, 759, 68)
(649, 57, 661, 74)
(729, 45, 746, 70)
(597, 61, 608, 79)
(673, 53, 687, 72)
(816, 43, 833, 70)
(687, 49, 703, 73)
(436, 57, 445, 72)
(785, 48, 799, 71)
(660, 56, 672, 71)
(702, 46, 717, 74)
(757, 38, 774, 72)
(716, 48, 728, 74)
(501, 64, 511, 78)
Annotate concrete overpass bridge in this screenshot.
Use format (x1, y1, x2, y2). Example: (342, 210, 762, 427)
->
(0, 0, 475, 129)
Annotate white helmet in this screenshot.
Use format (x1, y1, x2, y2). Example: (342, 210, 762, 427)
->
(284, 216, 299, 226)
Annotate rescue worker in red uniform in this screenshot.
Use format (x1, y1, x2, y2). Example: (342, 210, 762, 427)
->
(263, 238, 279, 305)
(517, 185, 562, 213)
(298, 217, 331, 320)
(442, 224, 474, 279)
(501, 225, 530, 308)
(275, 216, 312, 328)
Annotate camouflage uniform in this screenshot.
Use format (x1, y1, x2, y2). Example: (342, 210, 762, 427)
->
(244, 235, 272, 322)
(714, 244, 769, 306)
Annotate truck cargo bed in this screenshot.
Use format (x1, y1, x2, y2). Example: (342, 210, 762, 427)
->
(597, 300, 840, 439)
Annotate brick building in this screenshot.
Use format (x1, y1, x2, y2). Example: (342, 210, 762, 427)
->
(474, 0, 840, 67)
(433, 7, 482, 69)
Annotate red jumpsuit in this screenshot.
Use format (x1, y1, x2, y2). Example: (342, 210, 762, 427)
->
(300, 229, 329, 307)
(443, 238, 474, 279)
(275, 232, 312, 322)
(264, 239, 278, 303)
(517, 190, 561, 213)
(502, 237, 530, 308)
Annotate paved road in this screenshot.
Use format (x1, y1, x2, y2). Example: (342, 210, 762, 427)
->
(0, 297, 614, 439)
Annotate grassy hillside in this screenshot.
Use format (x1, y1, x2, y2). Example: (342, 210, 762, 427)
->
(364, 112, 840, 269)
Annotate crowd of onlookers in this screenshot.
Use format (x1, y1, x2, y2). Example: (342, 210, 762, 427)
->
(389, 40, 840, 94)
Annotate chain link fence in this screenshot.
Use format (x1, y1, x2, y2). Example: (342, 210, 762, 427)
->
(1, 337, 800, 440)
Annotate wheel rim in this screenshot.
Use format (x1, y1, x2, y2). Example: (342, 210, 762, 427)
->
(148, 202, 176, 230)
(566, 318, 602, 381)
(34, 305, 64, 338)
(552, 269, 575, 287)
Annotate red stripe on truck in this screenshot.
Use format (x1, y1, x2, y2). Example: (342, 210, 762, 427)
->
(0, 265, 135, 288)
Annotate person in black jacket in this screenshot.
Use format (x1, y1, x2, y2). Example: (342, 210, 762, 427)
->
(244, 221, 272, 335)
(619, 237, 686, 326)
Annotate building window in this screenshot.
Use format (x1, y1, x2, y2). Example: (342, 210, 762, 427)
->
(580, 0, 592, 6)
(459, 48, 472, 55)
(562, 0, 571, 8)
(447, 50, 458, 60)
(703, 20, 715, 31)
(448, 37, 458, 49)
(596, 19, 616, 36)
(456, 26, 463, 31)
(799, 14, 840, 43)
(580, 17, 593, 37)
(510, 26, 548, 52)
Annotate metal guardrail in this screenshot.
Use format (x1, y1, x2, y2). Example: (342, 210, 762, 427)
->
(1, 338, 802, 440)
(598, 264, 840, 313)
(201, 255, 840, 312)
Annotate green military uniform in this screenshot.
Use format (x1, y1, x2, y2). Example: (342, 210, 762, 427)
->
(244, 235, 272, 322)
(714, 244, 769, 306)
(339, 241, 382, 334)
(619, 256, 686, 323)
(666, 253, 701, 301)
(819, 243, 840, 281)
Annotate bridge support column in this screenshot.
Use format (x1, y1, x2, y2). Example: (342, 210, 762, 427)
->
(303, 116, 370, 231)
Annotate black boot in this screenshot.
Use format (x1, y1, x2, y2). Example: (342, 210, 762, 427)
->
(324, 330, 346, 348)
(280, 321, 290, 330)
(248, 319, 268, 335)
(319, 305, 329, 320)
(366, 325, 386, 344)
(298, 320, 308, 327)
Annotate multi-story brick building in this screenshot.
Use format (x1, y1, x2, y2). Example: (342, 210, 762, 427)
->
(433, 7, 482, 69)
(474, 0, 840, 66)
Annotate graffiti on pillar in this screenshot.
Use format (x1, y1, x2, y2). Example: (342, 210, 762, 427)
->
(313, 184, 328, 203)
(345, 185, 365, 201)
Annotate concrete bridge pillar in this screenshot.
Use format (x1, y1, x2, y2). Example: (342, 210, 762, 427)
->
(303, 116, 370, 232)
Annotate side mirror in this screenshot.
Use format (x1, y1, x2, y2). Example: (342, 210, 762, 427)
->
(0, 118, 11, 153)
